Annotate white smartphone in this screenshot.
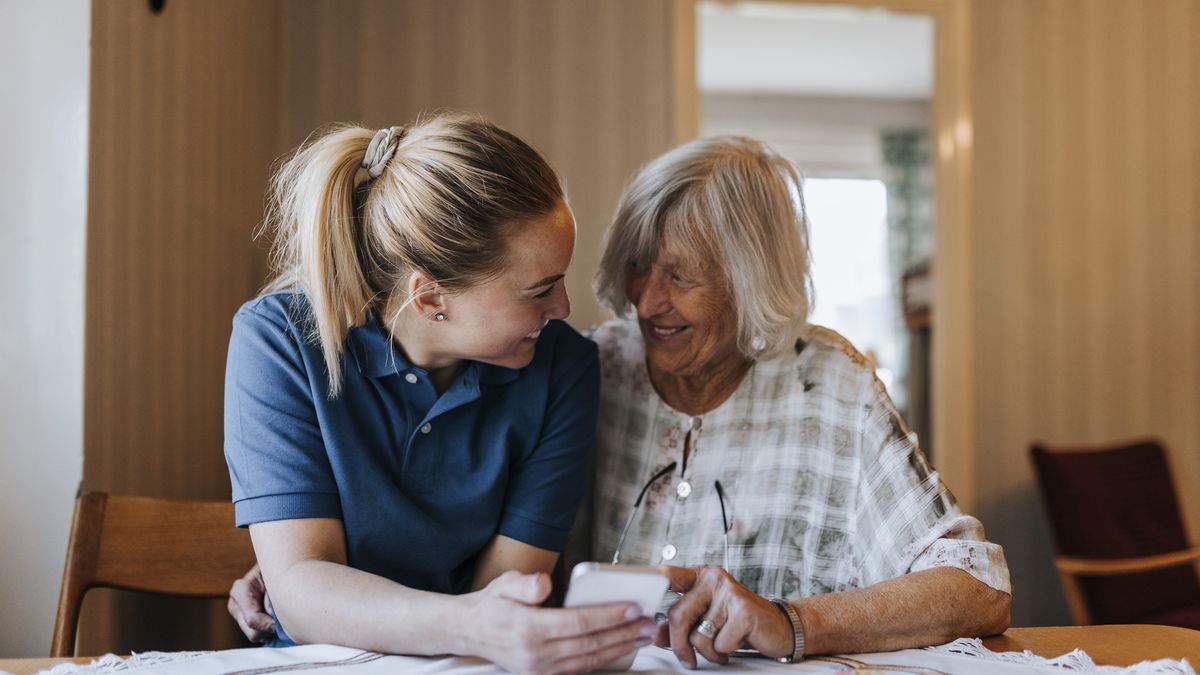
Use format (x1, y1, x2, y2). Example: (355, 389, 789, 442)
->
(563, 562, 670, 671)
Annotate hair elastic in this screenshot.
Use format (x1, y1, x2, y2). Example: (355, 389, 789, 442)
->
(362, 127, 402, 178)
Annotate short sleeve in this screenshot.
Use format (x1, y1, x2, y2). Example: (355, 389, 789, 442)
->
(853, 384, 1010, 593)
(497, 331, 599, 552)
(224, 301, 342, 527)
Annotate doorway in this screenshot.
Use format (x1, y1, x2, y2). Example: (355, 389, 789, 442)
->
(699, 1, 933, 455)
(677, 0, 976, 507)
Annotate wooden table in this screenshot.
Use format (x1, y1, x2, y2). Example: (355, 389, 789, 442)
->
(3, 625, 1198, 674)
(983, 625, 1200, 667)
(0, 656, 92, 675)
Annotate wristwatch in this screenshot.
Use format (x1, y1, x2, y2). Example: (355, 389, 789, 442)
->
(769, 598, 805, 663)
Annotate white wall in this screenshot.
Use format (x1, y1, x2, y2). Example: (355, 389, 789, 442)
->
(0, 0, 89, 657)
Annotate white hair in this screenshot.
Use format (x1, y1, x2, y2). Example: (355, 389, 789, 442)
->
(594, 136, 812, 359)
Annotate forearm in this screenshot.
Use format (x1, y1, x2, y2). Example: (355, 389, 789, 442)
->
(269, 558, 473, 655)
(793, 567, 1011, 656)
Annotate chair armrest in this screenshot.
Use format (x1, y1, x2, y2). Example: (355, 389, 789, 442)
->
(1056, 547, 1200, 576)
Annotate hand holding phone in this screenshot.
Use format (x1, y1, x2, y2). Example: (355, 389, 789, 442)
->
(563, 563, 670, 670)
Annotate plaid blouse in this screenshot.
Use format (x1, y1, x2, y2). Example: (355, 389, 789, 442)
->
(589, 320, 1010, 599)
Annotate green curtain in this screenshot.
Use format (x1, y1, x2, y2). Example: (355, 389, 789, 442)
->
(882, 129, 933, 277)
(882, 128, 934, 457)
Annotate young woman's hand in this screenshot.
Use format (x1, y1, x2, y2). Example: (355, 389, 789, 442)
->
(228, 564, 276, 643)
(228, 560, 657, 672)
(464, 570, 656, 674)
(655, 566, 793, 668)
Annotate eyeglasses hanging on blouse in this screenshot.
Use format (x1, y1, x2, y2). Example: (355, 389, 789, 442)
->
(610, 462, 734, 571)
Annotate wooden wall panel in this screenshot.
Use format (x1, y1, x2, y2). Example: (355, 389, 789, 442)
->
(81, 0, 683, 651)
(86, 0, 285, 499)
(969, 0, 1200, 626)
(83, 0, 286, 652)
(281, 0, 683, 331)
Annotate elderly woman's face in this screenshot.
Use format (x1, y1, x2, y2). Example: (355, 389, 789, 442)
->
(625, 238, 741, 380)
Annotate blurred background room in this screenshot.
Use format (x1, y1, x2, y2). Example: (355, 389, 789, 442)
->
(2, 0, 1198, 658)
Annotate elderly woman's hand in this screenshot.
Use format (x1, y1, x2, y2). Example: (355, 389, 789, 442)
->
(228, 564, 276, 643)
(657, 566, 794, 668)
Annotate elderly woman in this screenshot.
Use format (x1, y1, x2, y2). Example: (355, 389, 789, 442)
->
(229, 134, 1010, 669)
(586, 135, 1010, 667)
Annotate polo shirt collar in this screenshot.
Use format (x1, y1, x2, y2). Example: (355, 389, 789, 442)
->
(346, 315, 520, 385)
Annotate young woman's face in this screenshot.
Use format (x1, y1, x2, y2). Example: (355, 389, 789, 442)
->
(440, 202, 576, 369)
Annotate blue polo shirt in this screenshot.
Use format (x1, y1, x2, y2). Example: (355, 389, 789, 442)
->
(224, 292, 598, 644)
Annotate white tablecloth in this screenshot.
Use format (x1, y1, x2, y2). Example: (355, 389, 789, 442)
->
(27, 639, 1196, 675)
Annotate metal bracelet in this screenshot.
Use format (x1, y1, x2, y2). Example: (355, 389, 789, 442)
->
(769, 598, 805, 663)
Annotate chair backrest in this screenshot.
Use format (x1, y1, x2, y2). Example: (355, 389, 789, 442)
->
(51, 492, 256, 656)
(1030, 438, 1200, 624)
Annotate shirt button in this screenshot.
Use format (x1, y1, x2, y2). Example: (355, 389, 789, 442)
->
(661, 544, 677, 561)
(676, 481, 692, 498)
(689, 416, 702, 431)
(420, 423, 432, 434)
(404, 373, 418, 384)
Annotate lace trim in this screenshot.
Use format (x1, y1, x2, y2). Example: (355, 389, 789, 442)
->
(38, 641, 1195, 675)
(45, 651, 211, 674)
(928, 638, 1197, 675)
(907, 528, 1013, 594)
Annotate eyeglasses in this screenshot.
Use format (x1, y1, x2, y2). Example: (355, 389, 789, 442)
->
(611, 462, 734, 571)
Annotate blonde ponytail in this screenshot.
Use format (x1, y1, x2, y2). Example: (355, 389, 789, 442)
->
(261, 125, 375, 395)
(260, 113, 563, 396)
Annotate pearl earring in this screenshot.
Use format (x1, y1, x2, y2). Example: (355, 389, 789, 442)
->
(435, 312, 446, 322)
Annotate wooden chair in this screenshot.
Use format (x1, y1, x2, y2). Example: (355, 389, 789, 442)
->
(51, 492, 257, 656)
(1030, 438, 1200, 628)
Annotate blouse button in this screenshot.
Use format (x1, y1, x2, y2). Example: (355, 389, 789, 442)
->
(689, 416, 702, 431)
(676, 481, 692, 498)
(661, 544, 677, 561)
(420, 423, 432, 434)
(405, 373, 418, 384)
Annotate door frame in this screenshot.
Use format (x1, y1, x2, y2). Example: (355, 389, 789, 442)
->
(670, 0, 978, 510)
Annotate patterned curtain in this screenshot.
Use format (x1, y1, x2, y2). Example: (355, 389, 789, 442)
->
(882, 128, 934, 457)
(882, 129, 934, 281)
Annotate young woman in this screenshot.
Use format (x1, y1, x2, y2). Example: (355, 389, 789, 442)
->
(223, 113, 654, 674)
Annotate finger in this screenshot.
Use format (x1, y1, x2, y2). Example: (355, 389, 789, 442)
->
(230, 580, 276, 632)
(491, 570, 552, 606)
(228, 583, 269, 640)
(229, 597, 256, 642)
(535, 602, 645, 640)
(661, 565, 698, 593)
(710, 591, 778, 658)
(247, 609, 276, 635)
(541, 617, 655, 664)
(689, 609, 730, 666)
(712, 619, 750, 660)
(548, 630, 650, 675)
(689, 603, 730, 664)
(231, 579, 261, 612)
(229, 597, 271, 643)
(653, 621, 671, 649)
(667, 583, 712, 669)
